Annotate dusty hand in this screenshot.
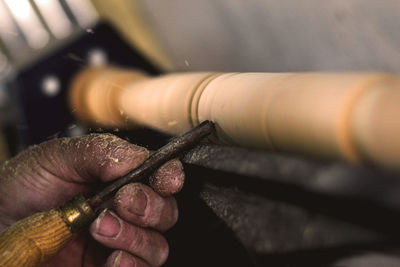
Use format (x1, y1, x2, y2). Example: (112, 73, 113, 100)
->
(0, 134, 184, 267)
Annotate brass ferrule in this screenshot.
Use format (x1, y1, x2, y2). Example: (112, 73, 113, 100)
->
(58, 194, 96, 233)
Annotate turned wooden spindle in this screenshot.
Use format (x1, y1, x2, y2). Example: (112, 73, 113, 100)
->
(69, 67, 400, 168)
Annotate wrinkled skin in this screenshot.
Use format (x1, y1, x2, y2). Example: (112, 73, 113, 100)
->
(0, 134, 185, 267)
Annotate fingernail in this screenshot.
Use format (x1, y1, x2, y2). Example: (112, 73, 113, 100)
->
(95, 209, 121, 237)
(114, 251, 136, 267)
(113, 251, 122, 267)
(127, 187, 147, 216)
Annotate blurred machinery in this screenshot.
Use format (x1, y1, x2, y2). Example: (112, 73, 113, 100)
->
(1, 1, 400, 266)
(0, 0, 98, 155)
(0, 0, 160, 155)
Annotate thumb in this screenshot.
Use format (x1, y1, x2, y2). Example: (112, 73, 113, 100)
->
(0, 134, 149, 221)
(48, 133, 149, 183)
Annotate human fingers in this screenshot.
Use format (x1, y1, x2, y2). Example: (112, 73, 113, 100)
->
(106, 250, 150, 267)
(90, 209, 169, 267)
(149, 159, 185, 196)
(115, 183, 178, 232)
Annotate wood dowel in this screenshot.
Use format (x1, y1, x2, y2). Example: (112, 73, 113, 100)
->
(351, 78, 400, 168)
(120, 72, 215, 135)
(70, 67, 148, 127)
(69, 67, 400, 168)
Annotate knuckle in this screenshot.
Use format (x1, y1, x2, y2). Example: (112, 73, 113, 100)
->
(128, 229, 169, 267)
(128, 227, 146, 253)
(147, 197, 179, 231)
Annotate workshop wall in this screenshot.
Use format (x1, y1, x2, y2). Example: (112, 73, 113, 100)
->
(117, 0, 400, 72)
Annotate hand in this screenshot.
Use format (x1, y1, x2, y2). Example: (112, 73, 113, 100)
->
(0, 134, 184, 267)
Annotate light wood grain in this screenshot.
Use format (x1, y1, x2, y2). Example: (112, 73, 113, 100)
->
(0, 210, 72, 267)
(70, 67, 400, 168)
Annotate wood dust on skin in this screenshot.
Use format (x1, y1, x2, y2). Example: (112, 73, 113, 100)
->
(0, 133, 147, 192)
(0, 142, 66, 228)
(91, 133, 146, 168)
(114, 186, 126, 209)
(0, 144, 41, 185)
(128, 187, 141, 213)
(114, 184, 142, 214)
(149, 159, 185, 196)
(82, 129, 185, 195)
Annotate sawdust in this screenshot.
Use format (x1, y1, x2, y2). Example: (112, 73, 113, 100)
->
(61, 133, 141, 173)
(82, 133, 137, 168)
(0, 144, 41, 183)
(0, 133, 149, 195)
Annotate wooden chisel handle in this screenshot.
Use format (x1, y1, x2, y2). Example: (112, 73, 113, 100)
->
(0, 195, 95, 267)
(0, 210, 72, 267)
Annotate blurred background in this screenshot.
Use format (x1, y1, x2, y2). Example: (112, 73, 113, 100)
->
(1, 1, 400, 266)
(100, 0, 400, 73)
